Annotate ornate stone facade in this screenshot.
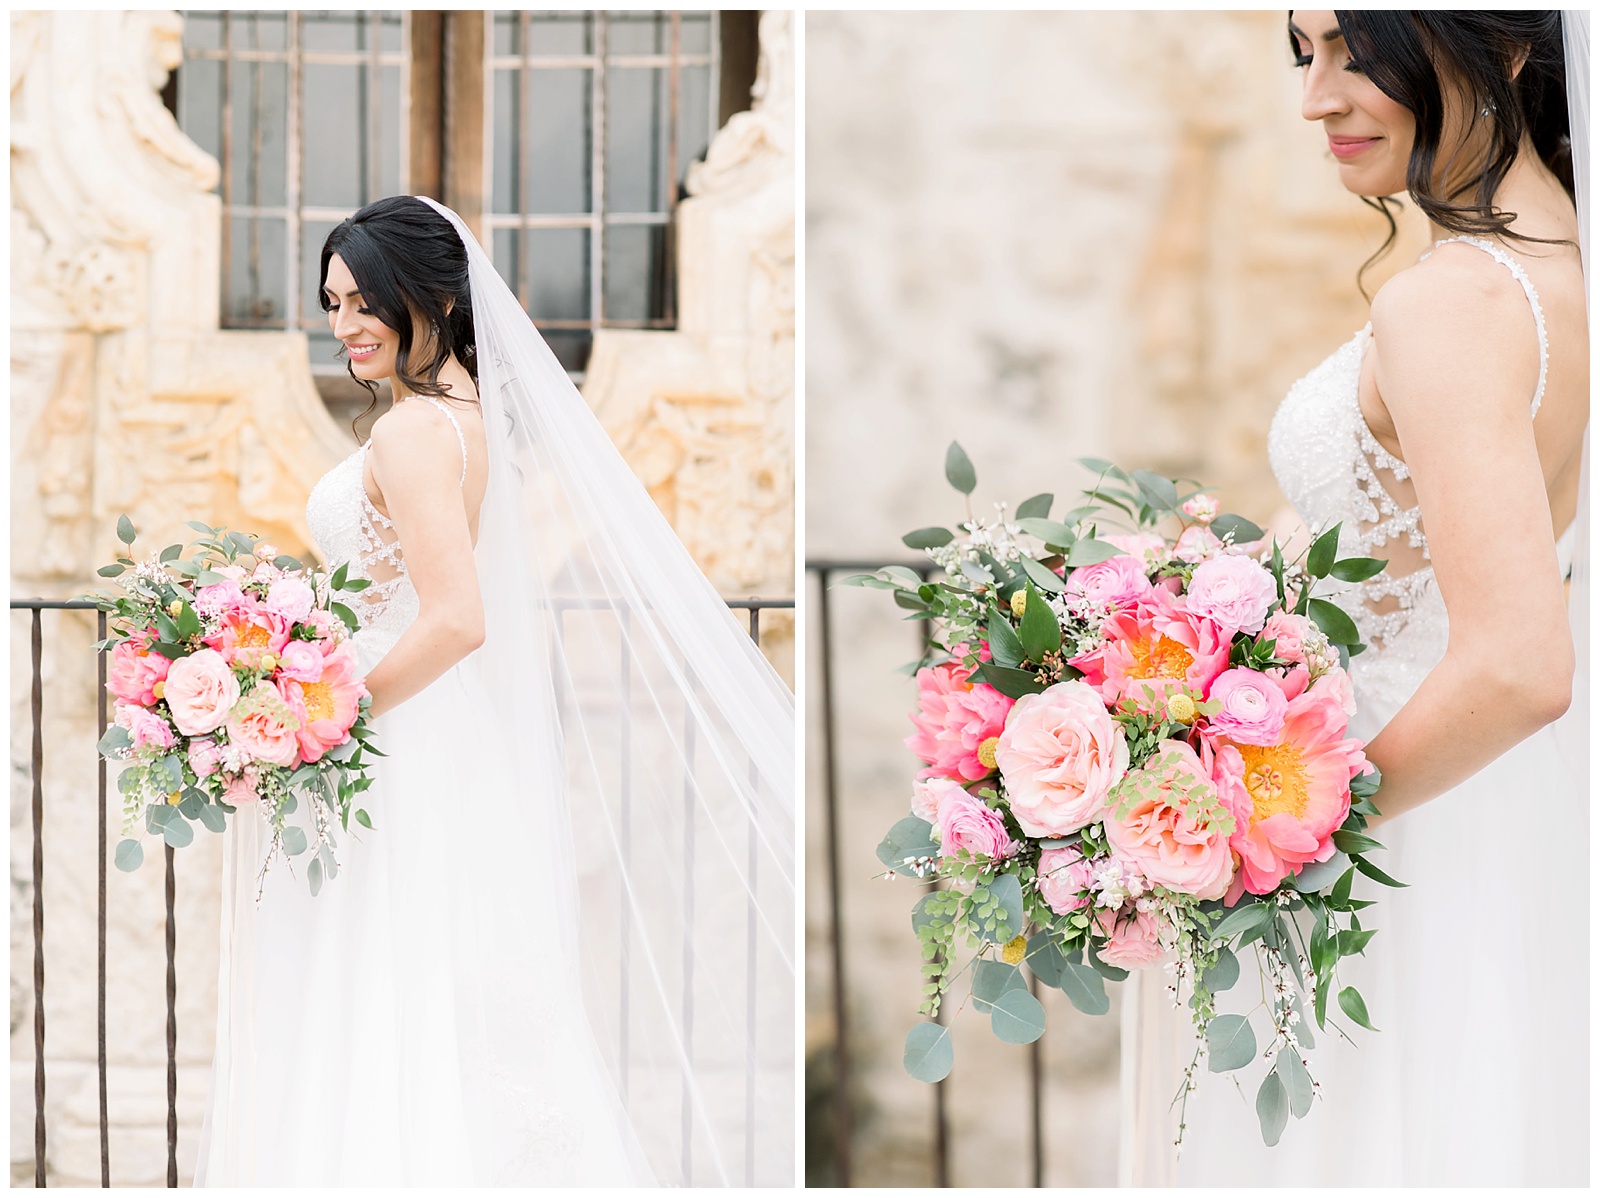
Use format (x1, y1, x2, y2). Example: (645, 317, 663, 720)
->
(10, 9, 794, 1185)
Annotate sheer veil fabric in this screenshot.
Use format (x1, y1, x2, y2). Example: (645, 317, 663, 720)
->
(1120, 12, 1588, 1185)
(416, 198, 796, 1186)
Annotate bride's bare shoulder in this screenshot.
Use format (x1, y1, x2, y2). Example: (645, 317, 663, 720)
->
(366, 398, 466, 472)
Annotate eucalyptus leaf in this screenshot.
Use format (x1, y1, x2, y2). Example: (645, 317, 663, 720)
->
(1278, 1052, 1315, 1118)
(989, 987, 1047, 1045)
(1018, 557, 1066, 595)
(1065, 538, 1122, 567)
(1130, 469, 1180, 514)
(116, 514, 137, 545)
(96, 725, 132, 756)
(903, 526, 955, 550)
(1212, 902, 1273, 940)
(945, 442, 977, 495)
(1202, 946, 1240, 992)
(1205, 1013, 1257, 1073)
(1015, 493, 1053, 520)
(1058, 958, 1110, 1016)
(97, 563, 126, 578)
(160, 817, 193, 849)
(985, 873, 1024, 942)
(114, 838, 144, 872)
(307, 855, 324, 897)
(1256, 1068, 1289, 1146)
(903, 1022, 955, 1083)
(876, 816, 940, 877)
(972, 959, 1026, 1013)
(281, 825, 309, 857)
(1017, 517, 1077, 548)
(197, 802, 227, 833)
(158, 543, 183, 563)
(1210, 513, 1266, 543)
(1289, 851, 1351, 894)
(331, 602, 360, 634)
(1024, 933, 1067, 988)
(1084, 941, 1129, 981)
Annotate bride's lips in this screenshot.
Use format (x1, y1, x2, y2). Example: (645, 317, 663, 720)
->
(1328, 135, 1381, 159)
(346, 343, 380, 361)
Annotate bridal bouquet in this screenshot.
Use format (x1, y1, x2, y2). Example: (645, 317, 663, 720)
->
(851, 446, 1402, 1147)
(82, 516, 381, 896)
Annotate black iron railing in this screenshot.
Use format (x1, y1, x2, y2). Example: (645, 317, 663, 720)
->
(13, 593, 791, 1188)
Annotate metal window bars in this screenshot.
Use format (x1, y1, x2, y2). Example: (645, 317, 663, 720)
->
(12, 591, 790, 1187)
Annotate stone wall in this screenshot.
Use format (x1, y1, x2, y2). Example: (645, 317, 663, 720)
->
(803, 10, 1428, 1187)
(10, 8, 795, 1186)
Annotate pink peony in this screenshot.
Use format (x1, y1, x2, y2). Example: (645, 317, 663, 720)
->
(106, 631, 172, 707)
(225, 681, 302, 768)
(935, 788, 1019, 863)
(275, 641, 327, 683)
(1064, 554, 1153, 611)
(280, 642, 368, 763)
(994, 680, 1128, 837)
(911, 776, 968, 824)
(264, 576, 316, 625)
(187, 738, 223, 778)
(1072, 591, 1231, 714)
(211, 607, 292, 669)
(1206, 668, 1289, 746)
(1036, 846, 1096, 915)
(1213, 683, 1368, 898)
(905, 661, 1015, 783)
(1174, 525, 1224, 563)
(1095, 904, 1169, 968)
(115, 701, 176, 752)
(1184, 554, 1277, 636)
(162, 648, 242, 736)
(1104, 740, 1236, 900)
(1260, 611, 1315, 666)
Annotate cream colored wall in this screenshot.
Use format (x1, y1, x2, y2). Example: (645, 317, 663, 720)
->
(803, 10, 1427, 1186)
(9, 9, 795, 1185)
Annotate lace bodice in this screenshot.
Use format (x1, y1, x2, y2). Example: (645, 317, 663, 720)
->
(1268, 236, 1573, 737)
(305, 397, 470, 675)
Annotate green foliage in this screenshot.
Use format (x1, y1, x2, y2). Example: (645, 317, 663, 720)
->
(1015, 493, 1053, 520)
(1256, 1068, 1289, 1146)
(876, 816, 939, 878)
(114, 839, 143, 872)
(116, 514, 137, 545)
(903, 527, 955, 550)
(904, 1022, 955, 1083)
(971, 959, 1026, 1013)
(1205, 1013, 1257, 1072)
(989, 987, 1047, 1044)
(945, 442, 977, 494)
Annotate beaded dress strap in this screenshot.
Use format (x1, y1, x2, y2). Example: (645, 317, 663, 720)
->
(416, 396, 469, 486)
(1421, 235, 1550, 418)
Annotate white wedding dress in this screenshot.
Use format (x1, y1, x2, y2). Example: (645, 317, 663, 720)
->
(194, 396, 647, 1186)
(1123, 237, 1589, 1186)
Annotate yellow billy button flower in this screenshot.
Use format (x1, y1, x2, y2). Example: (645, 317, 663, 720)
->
(152, 680, 165, 701)
(1002, 935, 1027, 965)
(167, 600, 183, 617)
(1166, 692, 1197, 725)
(977, 736, 1001, 771)
(1011, 589, 1027, 618)
(260, 652, 278, 672)
(166, 790, 182, 805)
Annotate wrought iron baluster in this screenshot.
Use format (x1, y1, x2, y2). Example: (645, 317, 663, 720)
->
(97, 610, 110, 1186)
(32, 606, 47, 1188)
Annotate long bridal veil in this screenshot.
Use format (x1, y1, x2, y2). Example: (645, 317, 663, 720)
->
(419, 198, 795, 1185)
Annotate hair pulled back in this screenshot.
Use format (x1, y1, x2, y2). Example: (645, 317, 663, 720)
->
(319, 195, 478, 435)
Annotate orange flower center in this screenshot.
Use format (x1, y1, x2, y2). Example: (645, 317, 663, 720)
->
(300, 680, 334, 723)
(1127, 633, 1195, 680)
(237, 624, 273, 649)
(1237, 743, 1310, 825)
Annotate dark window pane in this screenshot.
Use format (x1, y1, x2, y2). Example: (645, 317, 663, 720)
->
(605, 67, 668, 213)
(491, 68, 520, 213)
(493, 12, 519, 57)
(607, 11, 667, 56)
(234, 12, 287, 52)
(530, 12, 593, 57)
(492, 227, 521, 297)
(228, 60, 289, 209)
(380, 12, 403, 53)
(526, 69, 592, 213)
(303, 218, 343, 331)
(524, 227, 591, 322)
(678, 62, 713, 187)
(184, 11, 223, 50)
(302, 63, 366, 209)
(178, 55, 224, 176)
(539, 329, 592, 375)
(602, 223, 667, 323)
(302, 11, 361, 53)
(679, 12, 712, 55)
(225, 215, 287, 325)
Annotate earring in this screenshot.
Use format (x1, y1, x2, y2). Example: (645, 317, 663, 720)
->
(1481, 98, 1497, 118)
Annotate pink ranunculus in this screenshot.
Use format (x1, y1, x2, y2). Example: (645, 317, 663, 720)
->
(1312, 665, 1358, 718)
(1064, 554, 1153, 612)
(275, 640, 325, 683)
(994, 680, 1128, 837)
(1260, 611, 1314, 666)
(264, 576, 316, 625)
(187, 737, 223, 778)
(934, 787, 1018, 863)
(1104, 740, 1236, 900)
(1181, 494, 1219, 524)
(1072, 590, 1231, 715)
(1174, 525, 1224, 564)
(905, 661, 1015, 783)
(225, 680, 302, 768)
(911, 776, 967, 824)
(115, 701, 176, 752)
(1036, 846, 1096, 915)
(106, 630, 172, 706)
(281, 642, 368, 763)
(1184, 554, 1277, 635)
(1102, 532, 1169, 567)
(194, 579, 252, 619)
(1214, 682, 1368, 897)
(1206, 668, 1289, 746)
(1095, 904, 1169, 969)
(211, 607, 292, 668)
(220, 773, 257, 805)
(162, 648, 242, 736)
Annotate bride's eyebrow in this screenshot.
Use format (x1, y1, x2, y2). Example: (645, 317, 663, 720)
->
(1287, 19, 1346, 45)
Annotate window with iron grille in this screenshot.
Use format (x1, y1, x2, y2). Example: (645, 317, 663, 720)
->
(173, 11, 749, 412)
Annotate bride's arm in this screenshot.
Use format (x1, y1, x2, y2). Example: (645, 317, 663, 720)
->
(359, 403, 485, 717)
(1359, 261, 1574, 827)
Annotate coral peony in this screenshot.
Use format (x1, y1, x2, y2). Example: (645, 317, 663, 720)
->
(1095, 904, 1169, 968)
(163, 648, 242, 736)
(994, 680, 1128, 837)
(905, 661, 1015, 783)
(1104, 740, 1236, 900)
(226, 681, 302, 768)
(1184, 554, 1277, 636)
(1036, 846, 1096, 915)
(1212, 682, 1368, 897)
(1072, 591, 1230, 714)
(1206, 668, 1289, 746)
(211, 607, 292, 669)
(935, 788, 1018, 863)
(280, 642, 367, 763)
(106, 630, 172, 707)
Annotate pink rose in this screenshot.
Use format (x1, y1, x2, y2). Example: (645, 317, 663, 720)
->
(281, 642, 368, 763)
(1260, 611, 1314, 666)
(187, 738, 223, 778)
(115, 701, 176, 752)
(1205, 668, 1289, 746)
(1104, 740, 1235, 900)
(225, 681, 302, 768)
(1095, 905, 1169, 968)
(905, 661, 1015, 783)
(1184, 554, 1277, 636)
(1072, 591, 1231, 714)
(220, 773, 257, 805)
(1036, 846, 1096, 915)
(264, 576, 316, 625)
(994, 680, 1128, 837)
(162, 648, 242, 736)
(911, 776, 968, 824)
(935, 788, 1019, 863)
(1064, 554, 1153, 612)
(106, 631, 172, 707)
(1174, 525, 1224, 564)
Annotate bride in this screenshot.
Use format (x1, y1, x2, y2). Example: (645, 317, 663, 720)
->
(194, 196, 796, 1185)
(1125, 10, 1588, 1187)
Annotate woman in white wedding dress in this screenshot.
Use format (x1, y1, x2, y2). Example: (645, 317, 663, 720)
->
(194, 197, 796, 1185)
(1125, 11, 1588, 1187)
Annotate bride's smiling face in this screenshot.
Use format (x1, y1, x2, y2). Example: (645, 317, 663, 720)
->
(322, 253, 402, 382)
(1291, 11, 1415, 197)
